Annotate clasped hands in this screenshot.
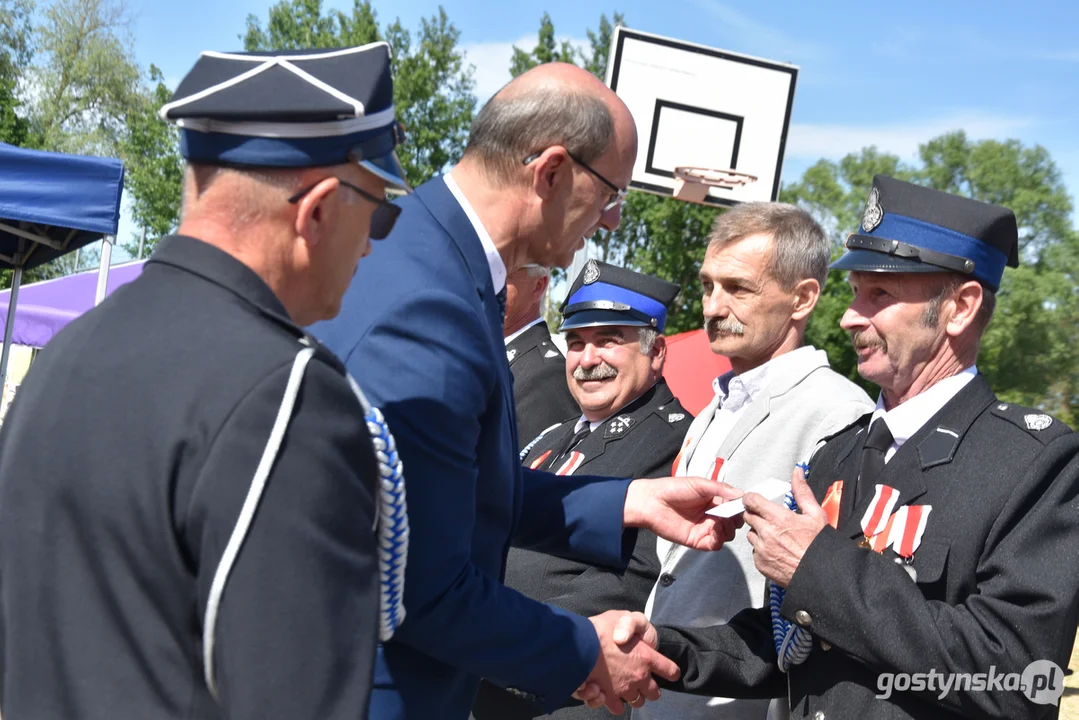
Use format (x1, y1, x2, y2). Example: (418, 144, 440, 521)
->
(576, 469, 828, 712)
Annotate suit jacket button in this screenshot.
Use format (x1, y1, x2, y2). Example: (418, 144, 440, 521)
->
(659, 573, 676, 587)
(795, 610, 812, 627)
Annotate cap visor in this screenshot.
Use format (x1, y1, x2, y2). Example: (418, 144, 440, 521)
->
(559, 309, 651, 332)
(360, 151, 411, 192)
(829, 242, 950, 275)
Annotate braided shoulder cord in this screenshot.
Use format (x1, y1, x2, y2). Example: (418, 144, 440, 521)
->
(345, 374, 409, 642)
(769, 462, 813, 673)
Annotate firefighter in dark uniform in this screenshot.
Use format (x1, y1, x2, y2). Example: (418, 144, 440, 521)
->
(0, 45, 411, 720)
(474, 260, 693, 720)
(617, 176, 1079, 720)
(504, 263, 579, 449)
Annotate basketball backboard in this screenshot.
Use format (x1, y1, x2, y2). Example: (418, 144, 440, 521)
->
(606, 27, 798, 206)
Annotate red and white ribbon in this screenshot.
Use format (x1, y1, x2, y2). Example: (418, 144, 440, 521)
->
(885, 505, 932, 558)
(529, 449, 552, 470)
(860, 484, 900, 538)
(555, 451, 585, 476)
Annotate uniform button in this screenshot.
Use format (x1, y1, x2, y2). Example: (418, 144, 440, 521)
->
(659, 573, 676, 587)
(819, 640, 832, 651)
(813, 711, 825, 720)
(795, 610, 813, 627)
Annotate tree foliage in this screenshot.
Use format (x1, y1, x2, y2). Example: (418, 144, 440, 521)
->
(117, 64, 182, 254)
(0, 0, 34, 146)
(244, 0, 475, 188)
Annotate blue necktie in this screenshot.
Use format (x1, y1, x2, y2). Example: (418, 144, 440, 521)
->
(496, 287, 507, 323)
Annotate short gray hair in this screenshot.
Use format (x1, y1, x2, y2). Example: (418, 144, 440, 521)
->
(523, 264, 550, 279)
(638, 327, 658, 354)
(463, 84, 614, 184)
(707, 202, 830, 290)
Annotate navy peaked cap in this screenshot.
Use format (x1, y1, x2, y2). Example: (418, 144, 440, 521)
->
(161, 43, 409, 189)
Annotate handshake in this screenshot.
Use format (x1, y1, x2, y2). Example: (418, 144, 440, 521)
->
(576, 610, 671, 714)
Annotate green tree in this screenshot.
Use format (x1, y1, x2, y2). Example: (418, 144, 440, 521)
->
(25, 0, 142, 156)
(0, 0, 34, 146)
(118, 64, 182, 255)
(509, 12, 576, 77)
(782, 132, 1079, 423)
(244, 0, 475, 187)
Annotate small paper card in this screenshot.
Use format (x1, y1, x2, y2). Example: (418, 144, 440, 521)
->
(706, 477, 792, 518)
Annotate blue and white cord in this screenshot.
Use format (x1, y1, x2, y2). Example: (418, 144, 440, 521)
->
(769, 462, 813, 673)
(345, 374, 409, 643)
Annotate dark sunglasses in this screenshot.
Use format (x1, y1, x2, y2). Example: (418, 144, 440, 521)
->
(288, 178, 402, 240)
(523, 150, 628, 213)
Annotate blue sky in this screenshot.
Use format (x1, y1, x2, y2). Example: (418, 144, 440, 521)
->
(113, 0, 1079, 250)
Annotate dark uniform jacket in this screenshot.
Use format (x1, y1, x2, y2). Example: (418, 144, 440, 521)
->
(656, 374, 1079, 720)
(473, 379, 693, 720)
(0, 236, 381, 720)
(507, 320, 578, 451)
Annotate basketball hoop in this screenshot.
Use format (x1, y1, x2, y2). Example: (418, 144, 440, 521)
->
(672, 166, 758, 204)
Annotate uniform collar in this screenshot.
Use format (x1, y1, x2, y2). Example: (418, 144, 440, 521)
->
(505, 317, 546, 346)
(444, 172, 507, 294)
(870, 365, 978, 451)
(147, 235, 290, 319)
(574, 379, 669, 432)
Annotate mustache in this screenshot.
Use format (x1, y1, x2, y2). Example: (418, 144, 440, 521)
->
(850, 329, 886, 351)
(573, 362, 619, 381)
(704, 316, 745, 336)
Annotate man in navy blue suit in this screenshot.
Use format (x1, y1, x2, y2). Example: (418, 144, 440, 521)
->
(313, 63, 740, 720)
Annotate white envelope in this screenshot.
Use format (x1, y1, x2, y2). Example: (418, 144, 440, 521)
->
(706, 477, 793, 518)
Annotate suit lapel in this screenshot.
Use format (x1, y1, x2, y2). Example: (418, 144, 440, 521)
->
(413, 177, 518, 448)
(838, 375, 996, 538)
(678, 394, 720, 475)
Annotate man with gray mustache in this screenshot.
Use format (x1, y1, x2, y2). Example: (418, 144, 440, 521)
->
(640, 202, 873, 720)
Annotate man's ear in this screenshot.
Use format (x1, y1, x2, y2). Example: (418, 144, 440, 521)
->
(293, 176, 340, 247)
(790, 277, 822, 322)
(651, 333, 667, 369)
(945, 280, 984, 337)
(530, 273, 550, 306)
(528, 146, 572, 202)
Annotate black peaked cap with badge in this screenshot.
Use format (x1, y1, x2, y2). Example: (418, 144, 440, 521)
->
(160, 43, 410, 190)
(560, 259, 681, 332)
(830, 175, 1019, 291)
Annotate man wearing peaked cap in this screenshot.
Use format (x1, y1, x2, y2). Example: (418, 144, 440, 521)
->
(312, 61, 744, 720)
(616, 176, 1079, 720)
(473, 260, 694, 720)
(0, 43, 409, 720)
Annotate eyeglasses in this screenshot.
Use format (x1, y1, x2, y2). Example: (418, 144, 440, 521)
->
(523, 150, 628, 213)
(288, 178, 402, 240)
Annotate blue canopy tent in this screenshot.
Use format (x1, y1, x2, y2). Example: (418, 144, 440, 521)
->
(0, 142, 125, 386)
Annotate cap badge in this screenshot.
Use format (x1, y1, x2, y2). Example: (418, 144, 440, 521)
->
(1024, 414, 1052, 431)
(862, 187, 884, 232)
(582, 259, 600, 285)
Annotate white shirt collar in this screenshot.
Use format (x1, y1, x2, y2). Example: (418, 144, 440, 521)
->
(870, 365, 978, 450)
(443, 173, 507, 293)
(712, 346, 821, 414)
(505, 317, 546, 346)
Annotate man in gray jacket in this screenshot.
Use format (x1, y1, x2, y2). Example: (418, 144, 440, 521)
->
(641, 202, 872, 720)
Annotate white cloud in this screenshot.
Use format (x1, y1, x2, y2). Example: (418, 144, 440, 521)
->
(461, 34, 589, 105)
(686, 0, 824, 61)
(786, 112, 1034, 161)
